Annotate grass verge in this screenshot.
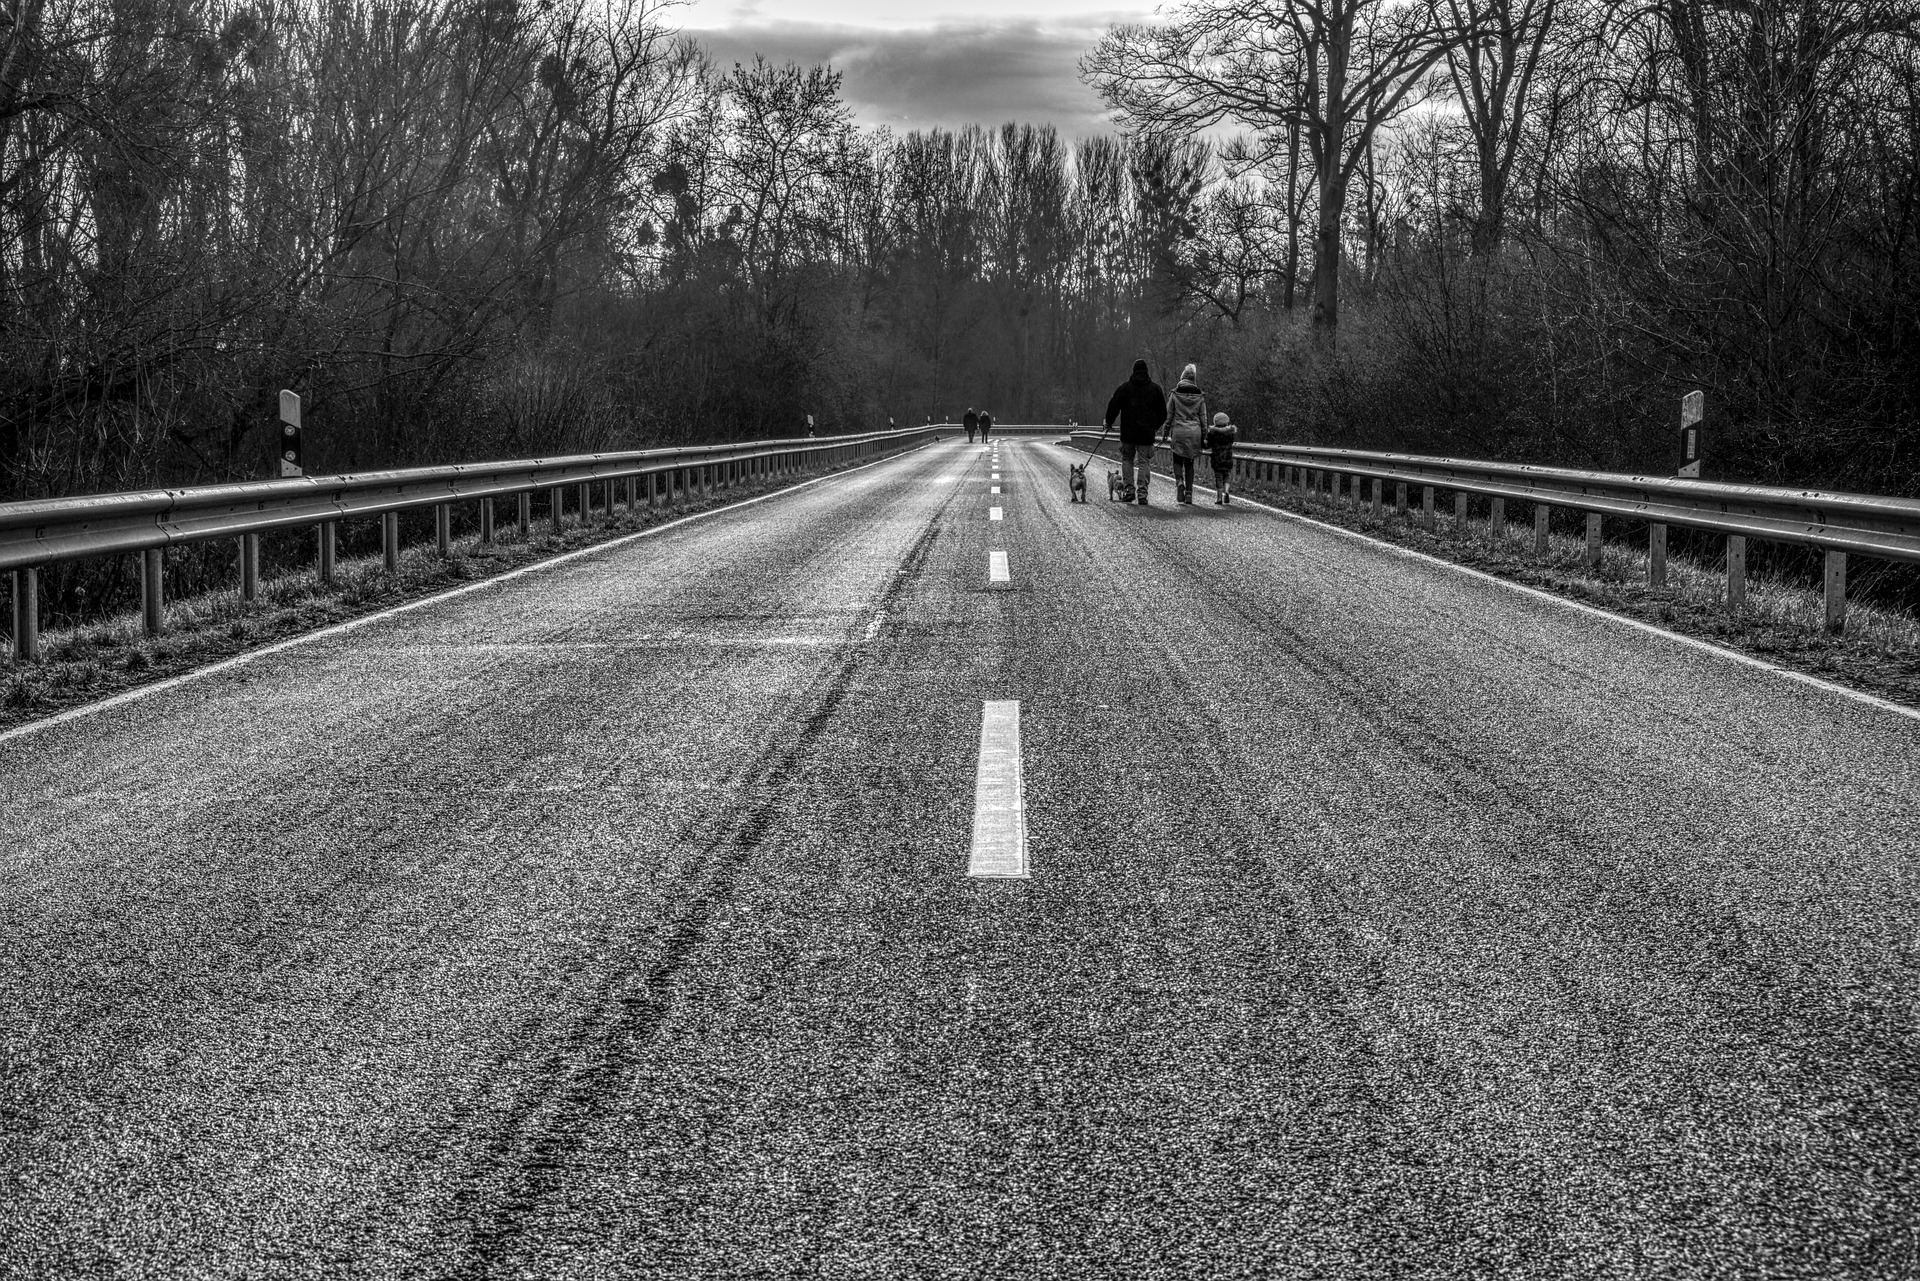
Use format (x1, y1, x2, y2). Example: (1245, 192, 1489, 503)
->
(0, 459, 877, 735)
(1235, 479, 1920, 711)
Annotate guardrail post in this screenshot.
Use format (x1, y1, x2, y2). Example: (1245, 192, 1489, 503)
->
(604, 480, 616, 513)
(576, 482, 591, 524)
(1454, 491, 1468, 533)
(383, 512, 400, 572)
(1370, 477, 1382, 517)
(1395, 482, 1408, 517)
(1422, 486, 1435, 531)
(318, 522, 337, 585)
(435, 503, 451, 556)
(10, 567, 39, 662)
(1825, 551, 1847, 633)
(1488, 497, 1505, 544)
(480, 497, 495, 544)
(141, 548, 165, 635)
(625, 476, 636, 511)
(1726, 535, 1746, 610)
(240, 533, 260, 602)
(517, 492, 532, 536)
(1534, 505, 1550, 555)
(1648, 522, 1667, 585)
(1585, 513, 1603, 570)
(550, 486, 565, 531)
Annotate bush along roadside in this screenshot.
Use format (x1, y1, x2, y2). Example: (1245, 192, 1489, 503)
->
(0, 455, 890, 734)
(1234, 477, 1920, 711)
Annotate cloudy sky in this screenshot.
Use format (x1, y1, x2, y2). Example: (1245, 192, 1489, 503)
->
(676, 0, 1161, 138)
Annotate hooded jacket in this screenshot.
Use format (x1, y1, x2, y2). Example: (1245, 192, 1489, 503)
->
(1104, 362, 1167, 445)
(1165, 378, 1208, 459)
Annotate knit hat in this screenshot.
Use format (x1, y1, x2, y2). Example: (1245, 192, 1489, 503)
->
(1181, 363, 1198, 383)
(1213, 412, 1230, 425)
(1132, 358, 1150, 375)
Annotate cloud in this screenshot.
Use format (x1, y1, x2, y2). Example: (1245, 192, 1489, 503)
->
(683, 18, 1132, 138)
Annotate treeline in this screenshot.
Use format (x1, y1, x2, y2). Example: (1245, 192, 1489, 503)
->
(3, 0, 1918, 506)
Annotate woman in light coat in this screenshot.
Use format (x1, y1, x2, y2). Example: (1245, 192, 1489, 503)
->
(1164, 364, 1209, 505)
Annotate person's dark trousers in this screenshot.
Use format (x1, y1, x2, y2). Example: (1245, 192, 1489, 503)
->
(1171, 455, 1195, 501)
(1213, 466, 1232, 502)
(1120, 441, 1154, 499)
(967, 428, 975, 442)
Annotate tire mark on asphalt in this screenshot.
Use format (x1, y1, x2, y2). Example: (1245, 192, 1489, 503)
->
(443, 519, 949, 1279)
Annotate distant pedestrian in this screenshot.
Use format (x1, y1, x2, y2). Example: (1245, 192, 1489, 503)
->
(979, 411, 993, 441)
(1165, 364, 1208, 505)
(1104, 358, 1166, 505)
(1204, 412, 1237, 504)
(965, 407, 979, 443)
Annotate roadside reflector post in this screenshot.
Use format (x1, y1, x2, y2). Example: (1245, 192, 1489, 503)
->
(318, 523, 336, 585)
(1825, 550, 1847, 633)
(1534, 504, 1550, 555)
(517, 492, 532, 536)
(1422, 486, 1435, 531)
(1585, 513, 1603, 570)
(549, 486, 565, 532)
(1488, 497, 1505, 543)
(278, 390, 304, 478)
(141, 548, 165, 635)
(480, 497, 495, 544)
(382, 512, 400, 572)
(1726, 535, 1746, 610)
(10, 567, 39, 662)
(240, 533, 260, 602)
(1648, 522, 1667, 586)
(1454, 491, 1468, 532)
(1679, 391, 1704, 479)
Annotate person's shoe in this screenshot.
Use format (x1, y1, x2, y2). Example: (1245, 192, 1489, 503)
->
(1136, 492, 1150, 505)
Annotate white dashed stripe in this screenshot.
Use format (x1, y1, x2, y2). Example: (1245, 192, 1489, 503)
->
(967, 700, 1029, 878)
(989, 550, 1010, 583)
(991, 485, 1001, 494)
(989, 507, 1003, 521)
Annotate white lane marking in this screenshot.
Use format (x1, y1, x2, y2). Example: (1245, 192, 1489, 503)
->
(990, 485, 1001, 494)
(967, 700, 1029, 878)
(989, 550, 1010, 583)
(1093, 447, 1920, 726)
(992, 472, 1001, 479)
(862, 609, 887, 642)
(989, 507, 1003, 521)
(0, 446, 940, 750)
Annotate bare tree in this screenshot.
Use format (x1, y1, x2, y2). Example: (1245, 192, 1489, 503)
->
(1085, 0, 1470, 339)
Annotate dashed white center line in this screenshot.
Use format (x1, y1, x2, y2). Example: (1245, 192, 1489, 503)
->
(991, 485, 1001, 494)
(989, 506, 1003, 521)
(967, 700, 1029, 878)
(989, 550, 1010, 582)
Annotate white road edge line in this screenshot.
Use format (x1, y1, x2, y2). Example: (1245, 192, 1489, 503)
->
(967, 699, 1029, 878)
(1136, 457, 1920, 727)
(989, 507, 1004, 521)
(0, 443, 939, 749)
(989, 550, 1010, 583)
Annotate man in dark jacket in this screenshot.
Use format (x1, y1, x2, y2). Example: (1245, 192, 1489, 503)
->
(964, 408, 978, 443)
(1104, 358, 1167, 504)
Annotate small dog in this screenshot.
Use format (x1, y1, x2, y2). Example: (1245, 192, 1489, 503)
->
(1107, 468, 1126, 501)
(1069, 463, 1088, 503)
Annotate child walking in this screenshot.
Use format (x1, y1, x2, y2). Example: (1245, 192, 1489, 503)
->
(1205, 412, 1237, 504)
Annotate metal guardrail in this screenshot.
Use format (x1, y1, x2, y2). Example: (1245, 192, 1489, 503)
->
(3, 425, 941, 660)
(1070, 431, 1920, 632)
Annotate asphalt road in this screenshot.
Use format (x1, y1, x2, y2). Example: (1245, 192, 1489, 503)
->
(3, 436, 1917, 1279)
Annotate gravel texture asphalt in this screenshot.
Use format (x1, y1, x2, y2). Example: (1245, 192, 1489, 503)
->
(2, 437, 1917, 1279)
